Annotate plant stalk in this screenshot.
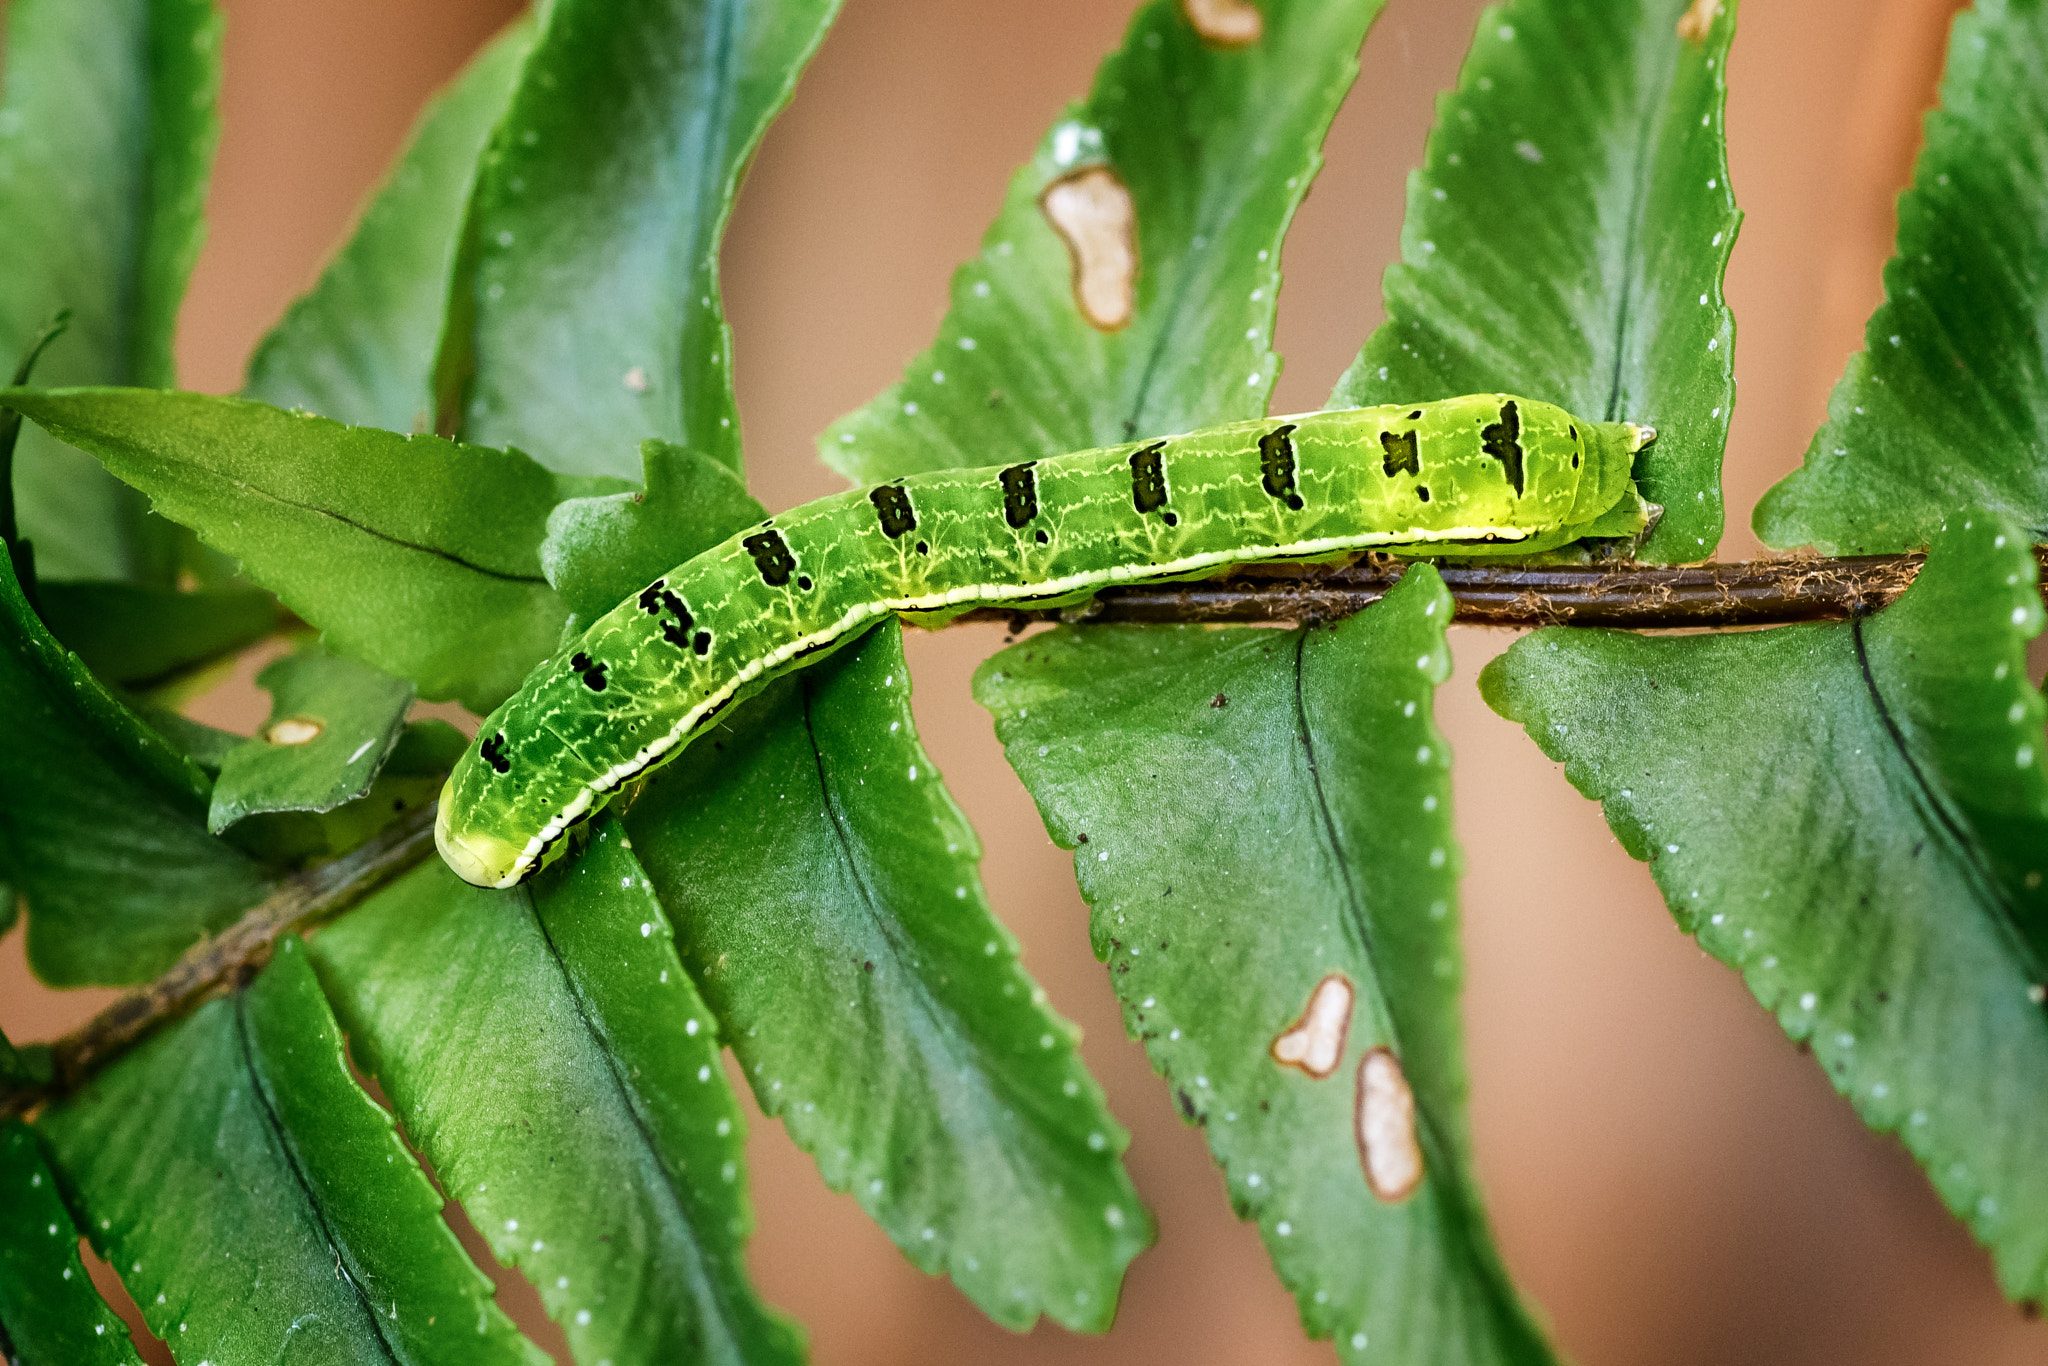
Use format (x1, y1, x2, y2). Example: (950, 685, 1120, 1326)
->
(2, 804, 435, 1119)
(960, 550, 2025, 630)
(8, 549, 2047, 1113)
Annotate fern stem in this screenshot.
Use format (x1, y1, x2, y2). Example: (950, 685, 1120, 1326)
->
(9, 549, 2048, 1111)
(3, 804, 436, 1119)
(964, 551, 2048, 631)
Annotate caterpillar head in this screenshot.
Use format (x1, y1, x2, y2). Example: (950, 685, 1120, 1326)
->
(435, 782, 529, 889)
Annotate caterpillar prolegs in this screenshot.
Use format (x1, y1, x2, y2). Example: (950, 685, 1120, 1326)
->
(436, 394, 1656, 888)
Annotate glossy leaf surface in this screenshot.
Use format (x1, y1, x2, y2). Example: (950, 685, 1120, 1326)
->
(310, 827, 800, 1366)
(440, 0, 842, 479)
(1754, 0, 2048, 552)
(976, 569, 1555, 1364)
(1482, 517, 2048, 1299)
(0, 0, 219, 583)
(208, 644, 416, 833)
(0, 514, 268, 986)
(242, 17, 532, 432)
(628, 621, 1151, 1332)
(1, 387, 606, 711)
(824, 0, 1387, 482)
(1331, 0, 1739, 561)
(0, 1120, 142, 1365)
(36, 937, 543, 1365)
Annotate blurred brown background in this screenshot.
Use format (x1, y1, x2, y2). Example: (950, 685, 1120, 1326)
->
(5, 0, 2045, 1362)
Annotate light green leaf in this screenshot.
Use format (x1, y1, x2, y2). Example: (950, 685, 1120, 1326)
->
(224, 717, 470, 866)
(1754, 0, 2048, 552)
(0, 1119, 142, 1364)
(0, 0, 220, 583)
(1, 387, 612, 711)
(35, 937, 545, 1365)
(1481, 517, 2048, 1300)
(627, 621, 1152, 1333)
(309, 826, 801, 1366)
(541, 439, 766, 626)
(242, 17, 533, 432)
(975, 569, 1555, 1364)
(34, 582, 277, 688)
(0, 503, 269, 987)
(825, 0, 1387, 483)
(1332, 0, 1739, 561)
(438, 0, 843, 479)
(207, 643, 415, 833)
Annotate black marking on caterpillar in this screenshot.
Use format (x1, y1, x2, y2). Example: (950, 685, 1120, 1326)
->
(1482, 400, 1525, 496)
(1130, 442, 1175, 525)
(1000, 462, 1040, 529)
(743, 527, 798, 587)
(1258, 424, 1304, 510)
(570, 652, 608, 692)
(650, 588, 712, 656)
(870, 483, 917, 539)
(480, 733, 512, 774)
(1380, 429, 1419, 478)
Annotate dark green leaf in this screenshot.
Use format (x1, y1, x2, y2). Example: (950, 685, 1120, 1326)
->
(1, 309, 73, 593)
(0, 510, 269, 987)
(36, 936, 545, 1364)
(824, 0, 1387, 482)
(628, 621, 1152, 1332)
(0, 1120, 142, 1365)
(136, 708, 243, 775)
(541, 438, 766, 626)
(34, 582, 276, 688)
(0, 1030, 53, 1092)
(242, 18, 533, 431)
(1481, 516, 2048, 1300)
(975, 569, 1555, 1364)
(385, 717, 470, 775)
(1331, 0, 1739, 561)
(309, 826, 801, 1366)
(0, 0, 220, 583)
(1754, 1, 2048, 552)
(208, 643, 415, 833)
(438, 0, 842, 478)
(0, 387, 612, 711)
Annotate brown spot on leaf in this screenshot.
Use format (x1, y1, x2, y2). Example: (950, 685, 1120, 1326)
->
(1356, 1047, 1423, 1202)
(1041, 166, 1137, 331)
(266, 717, 324, 746)
(1181, 0, 1263, 47)
(1270, 973, 1353, 1079)
(1676, 0, 1719, 41)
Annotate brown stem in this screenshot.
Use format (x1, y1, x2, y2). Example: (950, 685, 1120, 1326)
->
(9, 549, 2047, 1113)
(3, 804, 436, 1119)
(960, 551, 2041, 630)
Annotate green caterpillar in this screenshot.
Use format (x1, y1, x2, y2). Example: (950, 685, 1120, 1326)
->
(436, 395, 1655, 888)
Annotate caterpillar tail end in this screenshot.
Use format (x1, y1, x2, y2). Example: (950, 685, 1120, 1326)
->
(436, 782, 526, 890)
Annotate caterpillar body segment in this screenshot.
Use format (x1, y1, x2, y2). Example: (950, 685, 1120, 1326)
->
(436, 395, 1654, 888)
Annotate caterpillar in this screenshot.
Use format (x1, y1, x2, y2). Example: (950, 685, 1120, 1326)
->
(436, 395, 1655, 888)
